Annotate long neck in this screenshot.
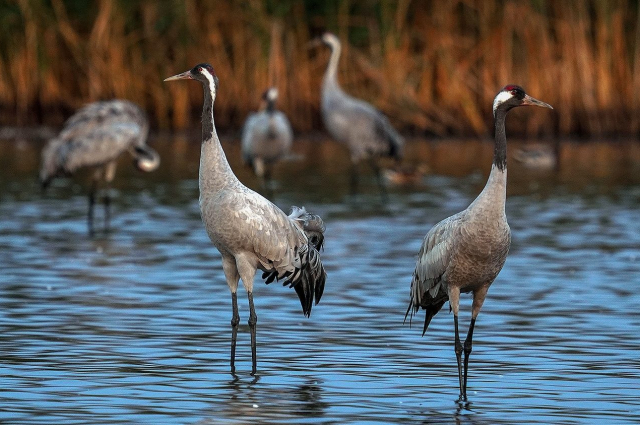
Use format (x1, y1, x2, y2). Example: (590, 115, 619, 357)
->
(323, 42, 342, 90)
(470, 110, 508, 213)
(493, 109, 508, 171)
(199, 84, 239, 195)
(266, 99, 275, 114)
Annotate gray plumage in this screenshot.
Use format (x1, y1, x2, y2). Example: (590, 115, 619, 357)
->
(165, 63, 326, 375)
(316, 33, 403, 195)
(407, 173, 511, 333)
(241, 87, 293, 185)
(406, 85, 553, 400)
(39, 99, 159, 233)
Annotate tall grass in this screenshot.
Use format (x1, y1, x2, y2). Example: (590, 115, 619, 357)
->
(0, 0, 638, 137)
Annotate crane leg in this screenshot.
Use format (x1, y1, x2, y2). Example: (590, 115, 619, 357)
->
(369, 159, 388, 202)
(103, 161, 117, 232)
(104, 191, 111, 232)
(87, 180, 97, 235)
(463, 318, 476, 397)
(247, 291, 258, 375)
(263, 168, 274, 200)
(454, 314, 465, 399)
(349, 162, 359, 195)
(230, 291, 240, 374)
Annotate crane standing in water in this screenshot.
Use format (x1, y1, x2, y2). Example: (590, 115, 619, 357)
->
(165, 63, 327, 375)
(39, 100, 160, 234)
(405, 85, 553, 400)
(241, 87, 293, 196)
(312, 32, 404, 197)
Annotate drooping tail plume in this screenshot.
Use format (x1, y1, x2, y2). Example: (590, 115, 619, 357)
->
(263, 206, 327, 317)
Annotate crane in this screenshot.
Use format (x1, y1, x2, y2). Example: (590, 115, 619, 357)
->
(165, 63, 327, 375)
(39, 100, 159, 234)
(311, 32, 404, 197)
(241, 87, 293, 196)
(405, 85, 552, 400)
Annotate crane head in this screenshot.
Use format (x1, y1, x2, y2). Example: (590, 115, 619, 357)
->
(307, 32, 340, 51)
(493, 85, 553, 116)
(321, 32, 340, 48)
(262, 87, 278, 103)
(164, 63, 219, 92)
(133, 146, 160, 172)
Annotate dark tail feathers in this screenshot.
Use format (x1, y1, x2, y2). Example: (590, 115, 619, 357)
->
(262, 206, 327, 317)
(262, 244, 326, 318)
(404, 298, 446, 336)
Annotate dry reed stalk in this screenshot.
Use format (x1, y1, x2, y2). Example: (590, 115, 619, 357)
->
(0, 0, 638, 138)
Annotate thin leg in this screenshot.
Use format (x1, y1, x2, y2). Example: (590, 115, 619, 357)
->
(230, 291, 240, 374)
(263, 168, 274, 200)
(103, 191, 111, 232)
(247, 291, 258, 375)
(369, 159, 388, 202)
(103, 161, 117, 232)
(454, 314, 464, 399)
(349, 162, 359, 195)
(87, 180, 97, 235)
(222, 256, 240, 375)
(463, 317, 476, 396)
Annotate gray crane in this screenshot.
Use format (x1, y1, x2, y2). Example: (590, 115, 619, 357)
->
(312, 32, 404, 196)
(165, 63, 327, 375)
(405, 85, 552, 400)
(40, 100, 159, 234)
(241, 87, 293, 196)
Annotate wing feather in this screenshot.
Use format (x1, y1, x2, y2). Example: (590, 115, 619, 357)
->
(242, 200, 326, 317)
(406, 211, 465, 333)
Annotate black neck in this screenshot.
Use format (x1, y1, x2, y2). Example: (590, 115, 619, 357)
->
(202, 84, 215, 142)
(493, 109, 507, 171)
(266, 100, 275, 114)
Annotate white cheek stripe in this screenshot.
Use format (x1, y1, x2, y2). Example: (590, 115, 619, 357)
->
(493, 91, 514, 112)
(203, 71, 217, 97)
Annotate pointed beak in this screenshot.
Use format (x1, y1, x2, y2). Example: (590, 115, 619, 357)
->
(522, 94, 553, 110)
(164, 70, 193, 82)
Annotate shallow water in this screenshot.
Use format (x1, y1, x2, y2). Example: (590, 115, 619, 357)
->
(1, 136, 640, 424)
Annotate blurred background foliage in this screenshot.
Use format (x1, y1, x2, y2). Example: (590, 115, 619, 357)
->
(0, 0, 639, 137)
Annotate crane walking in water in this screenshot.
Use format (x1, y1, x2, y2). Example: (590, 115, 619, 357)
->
(405, 85, 552, 400)
(165, 64, 326, 375)
(311, 32, 404, 197)
(241, 87, 293, 197)
(39, 100, 160, 234)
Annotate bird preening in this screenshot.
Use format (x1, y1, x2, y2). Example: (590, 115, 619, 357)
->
(164, 63, 327, 375)
(405, 85, 553, 401)
(39, 100, 160, 235)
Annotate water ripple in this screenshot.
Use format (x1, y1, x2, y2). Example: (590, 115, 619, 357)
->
(1, 139, 640, 424)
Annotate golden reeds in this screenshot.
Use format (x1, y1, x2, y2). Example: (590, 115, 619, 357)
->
(0, 0, 638, 137)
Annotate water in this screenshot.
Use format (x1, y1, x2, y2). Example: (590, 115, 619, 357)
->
(1, 136, 640, 424)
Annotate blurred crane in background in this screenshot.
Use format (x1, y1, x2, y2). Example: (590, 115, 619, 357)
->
(311, 32, 404, 198)
(241, 87, 293, 197)
(40, 100, 159, 234)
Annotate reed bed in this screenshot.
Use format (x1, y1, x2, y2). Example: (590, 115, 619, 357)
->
(0, 0, 638, 137)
